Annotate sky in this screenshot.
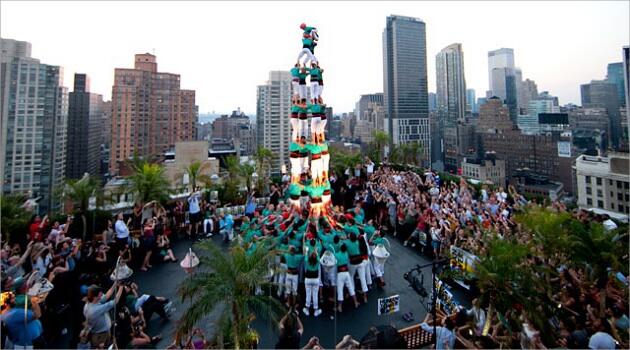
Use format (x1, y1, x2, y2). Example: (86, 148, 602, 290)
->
(1, 1, 628, 115)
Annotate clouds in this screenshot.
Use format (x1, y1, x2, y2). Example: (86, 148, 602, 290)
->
(2, 1, 627, 114)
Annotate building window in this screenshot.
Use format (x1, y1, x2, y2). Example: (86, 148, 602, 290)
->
(597, 189, 603, 197)
(609, 179, 613, 186)
(585, 176, 591, 184)
(597, 200, 603, 208)
(596, 177, 602, 186)
(586, 187, 592, 195)
(620, 204, 625, 212)
(618, 193, 623, 201)
(587, 198, 593, 206)
(618, 181, 623, 189)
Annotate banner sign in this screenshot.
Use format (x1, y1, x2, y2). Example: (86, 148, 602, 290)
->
(433, 277, 460, 314)
(449, 246, 479, 290)
(377, 294, 400, 315)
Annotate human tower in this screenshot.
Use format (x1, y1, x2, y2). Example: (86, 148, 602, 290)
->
(287, 23, 331, 218)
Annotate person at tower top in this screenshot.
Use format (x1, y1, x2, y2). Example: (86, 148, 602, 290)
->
(297, 33, 317, 65)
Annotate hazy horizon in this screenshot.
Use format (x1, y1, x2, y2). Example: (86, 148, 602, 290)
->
(1, 1, 628, 115)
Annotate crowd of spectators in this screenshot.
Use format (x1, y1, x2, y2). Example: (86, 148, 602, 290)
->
(2, 158, 628, 349)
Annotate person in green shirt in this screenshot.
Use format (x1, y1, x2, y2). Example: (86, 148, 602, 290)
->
(306, 142, 324, 186)
(308, 102, 324, 144)
(297, 38, 316, 69)
(289, 142, 304, 183)
(335, 244, 359, 312)
(369, 230, 388, 286)
(300, 23, 318, 50)
(345, 232, 369, 303)
(290, 63, 300, 103)
(302, 251, 322, 317)
(307, 63, 323, 104)
(284, 246, 303, 307)
(297, 100, 308, 142)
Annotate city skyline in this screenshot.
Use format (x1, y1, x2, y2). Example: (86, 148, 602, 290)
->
(1, 1, 628, 114)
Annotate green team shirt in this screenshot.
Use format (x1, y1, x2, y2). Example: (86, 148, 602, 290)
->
(309, 68, 322, 80)
(297, 70, 309, 81)
(363, 225, 376, 240)
(285, 253, 303, 269)
(308, 103, 323, 114)
(304, 259, 320, 272)
(335, 251, 349, 267)
(302, 37, 313, 46)
(291, 105, 300, 113)
(304, 143, 322, 155)
(304, 240, 322, 257)
(318, 232, 337, 252)
(310, 186, 325, 198)
(290, 67, 300, 78)
(344, 224, 360, 238)
(320, 143, 329, 152)
(344, 239, 360, 256)
(303, 26, 316, 35)
(372, 236, 386, 246)
(288, 183, 302, 196)
(289, 142, 303, 152)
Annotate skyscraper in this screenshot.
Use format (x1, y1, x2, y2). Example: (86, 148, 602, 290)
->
(1, 38, 69, 214)
(488, 48, 514, 94)
(436, 43, 467, 171)
(428, 92, 437, 112)
(436, 43, 467, 124)
(490, 67, 518, 121)
(66, 73, 103, 180)
(581, 80, 621, 148)
(256, 71, 292, 174)
(624, 47, 630, 112)
(607, 62, 626, 107)
(466, 89, 476, 114)
(109, 53, 197, 174)
(383, 15, 430, 163)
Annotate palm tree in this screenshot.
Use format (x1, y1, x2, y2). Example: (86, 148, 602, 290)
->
(403, 142, 424, 166)
(0, 194, 32, 243)
(253, 147, 274, 176)
(239, 163, 256, 193)
(474, 236, 537, 337)
(127, 161, 172, 206)
(177, 239, 284, 349)
(567, 218, 622, 316)
(63, 173, 100, 240)
(224, 155, 240, 178)
(64, 173, 100, 213)
(183, 161, 210, 192)
(369, 130, 389, 164)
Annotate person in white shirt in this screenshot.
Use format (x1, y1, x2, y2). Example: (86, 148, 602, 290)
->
(187, 192, 202, 240)
(366, 160, 375, 176)
(114, 212, 130, 251)
(420, 315, 456, 350)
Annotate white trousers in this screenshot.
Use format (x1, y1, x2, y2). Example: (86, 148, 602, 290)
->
(300, 156, 309, 173)
(311, 158, 324, 183)
(322, 153, 330, 177)
(290, 118, 299, 142)
(310, 81, 320, 100)
(297, 48, 317, 65)
(336, 271, 355, 301)
(349, 263, 368, 293)
(362, 259, 373, 286)
(310, 116, 322, 138)
(290, 157, 302, 178)
(286, 273, 299, 296)
(305, 277, 320, 309)
(292, 81, 299, 96)
(298, 84, 308, 100)
(275, 262, 287, 297)
(319, 118, 327, 136)
(299, 118, 308, 138)
(322, 265, 336, 286)
(203, 219, 213, 233)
